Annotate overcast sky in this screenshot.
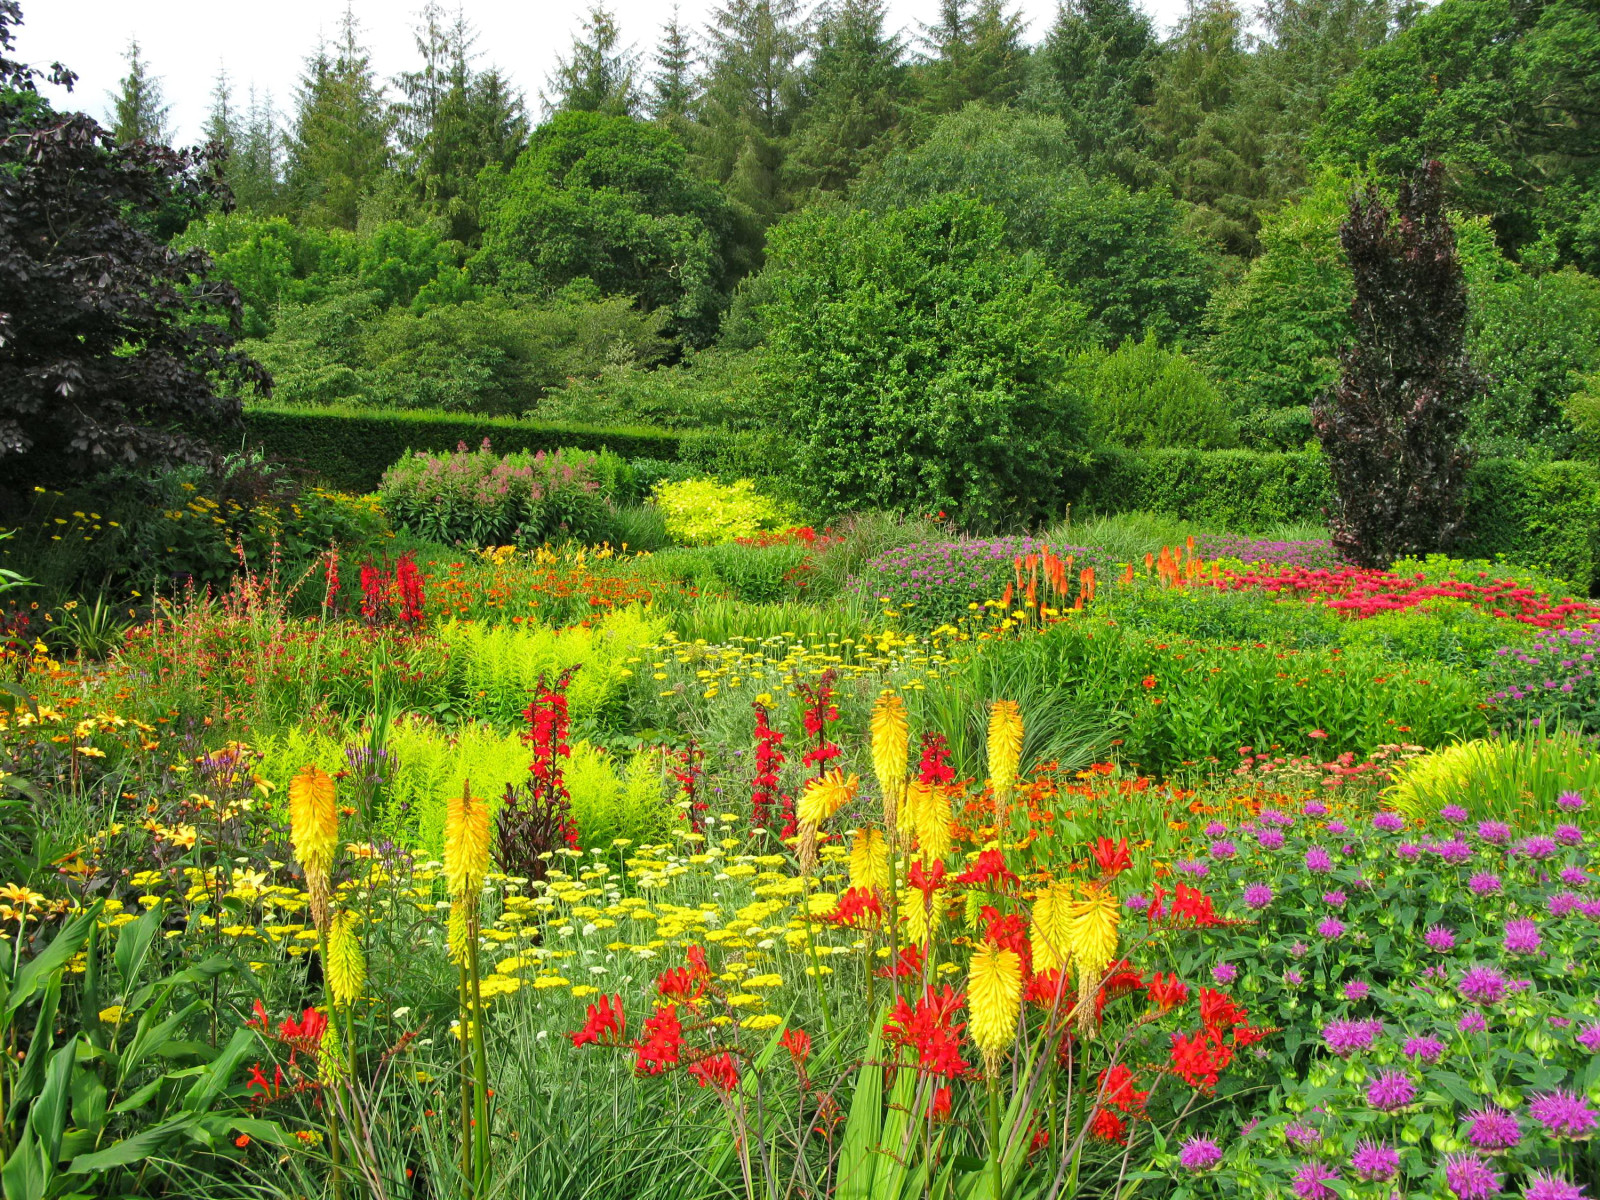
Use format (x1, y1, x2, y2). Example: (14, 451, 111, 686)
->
(20, 0, 1190, 145)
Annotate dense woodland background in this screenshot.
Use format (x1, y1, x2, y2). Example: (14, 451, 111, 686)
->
(74, 0, 1600, 478)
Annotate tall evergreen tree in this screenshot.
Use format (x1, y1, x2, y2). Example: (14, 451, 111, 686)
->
(696, 0, 806, 220)
(1026, 0, 1157, 182)
(648, 8, 699, 121)
(229, 85, 283, 214)
(204, 65, 236, 156)
(785, 0, 909, 197)
(916, 0, 1029, 113)
(287, 7, 392, 229)
(545, 5, 640, 116)
(106, 37, 170, 145)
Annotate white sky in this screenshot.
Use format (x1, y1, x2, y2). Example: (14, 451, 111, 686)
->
(22, 0, 1189, 145)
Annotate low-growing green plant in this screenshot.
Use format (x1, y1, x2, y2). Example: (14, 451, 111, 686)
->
(1385, 729, 1600, 826)
(651, 477, 795, 545)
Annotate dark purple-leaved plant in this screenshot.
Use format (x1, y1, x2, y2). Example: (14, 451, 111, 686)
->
(1312, 161, 1481, 567)
(0, 2, 268, 489)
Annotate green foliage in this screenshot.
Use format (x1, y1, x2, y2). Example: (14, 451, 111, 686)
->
(378, 443, 625, 548)
(1459, 457, 1600, 589)
(533, 348, 773, 431)
(243, 406, 680, 493)
(1074, 447, 1334, 529)
(473, 111, 745, 344)
(1084, 335, 1239, 450)
(762, 196, 1091, 528)
(652, 478, 794, 545)
(1386, 731, 1600, 823)
(285, 16, 392, 230)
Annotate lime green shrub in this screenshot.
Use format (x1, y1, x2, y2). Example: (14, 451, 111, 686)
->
(1386, 730, 1600, 826)
(652, 477, 793, 545)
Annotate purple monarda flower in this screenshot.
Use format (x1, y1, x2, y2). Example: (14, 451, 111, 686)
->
(1560, 867, 1589, 887)
(1478, 820, 1512, 845)
(1344, 980, 1370, 1001)
(1323, 1018, 1383, 1056)
(1503, 918, 1542, 955)
(1425, 925, 1457, 952)
(1124, 893, 1150, 911)
(1444, 1152, 1501, 1200)
(1305, 845, 1334, 872)
(1529, 1089, 1599, 1140)
(1397, 841, 1422, 859)
(1519, 836, 1558, 859)
(1366, 1071, 1415, 1111)
(1469, 872, 1502, 895)
(1351, 1139, 1399, 1183)
(1434, 838, 1474, 863)
(1404, 1035, 1445, 1063)
(1317, 916, 1346, 939)
(1460, 1011, 1489, 1033)
(1304, 800, 1329, 817)
(1460, 966, 1509, 1005)
(1258, 829, 1286, 851)
(1204, 821, 1227, 837)
(1213, 962, 1239, 985)
(1323, 890, 1347, 906)
(1550, 892, 1582, 917)
(1243, 883, 1273, 909)
(1442, 804, 1470, 823)
(1372, 812, 1405, 832)
(1557, 790, 1586, 811)
(1179, 1136, 1223, 1171)
(1284, 1122, 1321, 1151)
(1177, 859, 1210, 878)
(1292, 1162, 1340, 1200)
(1464, 1107, 1520, 1150)
(1523, 1171, 1587, 1200)
(1578, 1023, 1600, 1053)
(1210, 839, 1237, 859)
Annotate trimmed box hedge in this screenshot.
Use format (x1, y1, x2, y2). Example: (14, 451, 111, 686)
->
(1070, 448, 1600, 591)
(244, 406, 683, 493)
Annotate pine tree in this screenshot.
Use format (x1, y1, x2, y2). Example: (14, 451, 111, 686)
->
(916, 0, 1028, 114)
(786, 0, 909, 197)
(106, 37, 170, 145)
(544, 5, 640, 116)
(204, 64, 236, 156)
(287, 6, 392, 229)
(696, 0, 806, 219)
(229, 85, 283, 213)
(1026, 0, 1156, 181)
(648, 7, 698, 120)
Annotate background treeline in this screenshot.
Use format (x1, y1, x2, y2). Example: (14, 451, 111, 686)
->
(121, 0, 1600, 473)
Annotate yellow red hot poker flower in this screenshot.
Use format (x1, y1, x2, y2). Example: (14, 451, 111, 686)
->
(870, 692, 909, 837)
(849, 827, 890, 893)
(1030, 880, 1075, 975)
(986, 700, 1023, 820)
(288, 764, 338, 932)
(444, 785, 491, 902)
(326, 911, 366, 1008)
(905, 780, 952, 864)
(1066, 883, 1120, 1034)
(796, 769, 857, 872)
(967, 942, 1023, 1076)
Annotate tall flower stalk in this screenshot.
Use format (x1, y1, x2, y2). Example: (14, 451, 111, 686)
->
(444, 780, 492, 1196)
(871, 691, 909, 1003)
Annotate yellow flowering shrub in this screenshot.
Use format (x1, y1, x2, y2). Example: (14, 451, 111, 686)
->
(652, 477, 793, 545)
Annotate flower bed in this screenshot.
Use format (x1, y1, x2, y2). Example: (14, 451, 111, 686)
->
(857, 537, 1099, 625)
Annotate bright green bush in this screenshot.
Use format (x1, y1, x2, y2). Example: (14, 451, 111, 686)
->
(1084, 336, 1238, 450)
(1385, 730, 1600, 825)
(652, 478, 793, 545)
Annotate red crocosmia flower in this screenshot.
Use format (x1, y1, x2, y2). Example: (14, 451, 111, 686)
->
(1152, 882, 1228, 928)
(780, 1027, 812, 1068)
(980, 905, 1032, 974)
(1088, 1107, 1129, 1144)
(569, 994, 626, 1048)
(686, 944, 710, 981)
(246, 999, 271, 1032)
(1025, 968, 1067, 1009)
(877, 943, 924, 980)
(1198, 989, 1249, 1037)
(930, 1085, 953, 1123)
(633, 1004, 684, 1075)
(1097, 1063, 1149, 1116)
(688, 1051, 739, 1093)
(1147, 972, 1189, 1012)
(1168, 1028, 1233, 1091)
(656, 967, 705, 1004)
(277, 1007, 330, 1062)
(1092, 836, 1132, 879)
(957, 850, 1019, 890)
(829, 886, 884, 928)
(884, 985, 970, 1080)
(1095, 963, 1144, 1020)
(1232, 1022, 1274, 1049)
(906, 859, 946, 898)
(246, 1062, 285, 1102)
(1030, 1126, 1050, 1155)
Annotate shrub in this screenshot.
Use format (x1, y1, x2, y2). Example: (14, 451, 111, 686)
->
(652, 478, 793, 545)
(857, 538, 1098, 626)
(245, 405, 680, 493)
(1485, 623, 1600, 735)
(762, 196, 1091, 527)
(378, 442, 621, 547)
(1084, 335, 1238, 450)
(1460, 458, 1600, 589)
(1384, 730, 1600, 823)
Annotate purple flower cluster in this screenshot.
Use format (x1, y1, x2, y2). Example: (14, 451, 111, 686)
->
(1323, 1018, 1383, 1056)
(1195, 535, 1345, 570)
(1486, 623, 1600, 734)
(857, 538, 1098, 624)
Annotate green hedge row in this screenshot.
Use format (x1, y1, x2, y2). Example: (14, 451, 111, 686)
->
(244, 406, 683, 492)
(1071, 448, 1600, 590)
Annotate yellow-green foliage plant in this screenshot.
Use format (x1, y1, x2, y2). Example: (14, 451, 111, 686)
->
(437, 605, 667, 727)
(1386, 729, 1600, 826)
(257, 717, 674, 855)
(652, 477, 794, 545)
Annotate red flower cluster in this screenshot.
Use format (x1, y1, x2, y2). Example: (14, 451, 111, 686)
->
(877, 943, 925, 980)
(828, 886, 884, 928)
(1092, 836, 1131, 879)
(670, 741, 707, 833)
(906, 859, 946, 900)
(522, 666, 580, 849)
(956, 849, 1020, 890)
(395, 551, 425, 625)
(247, 1000, 329, 1065)
(884, 985, 969, 1080)
(633, 1004, 684, 1075)
(796, 669, 841, 772)
(689, 1051, 740, 1093)
(1086, 1062, 1150, 1143)
(359, 557, 391, 624)
(657, 946, 712, 1003)
(916, 733, 955, 785)
(570, 994, 626, 1047)
(1147, 972, 1188, 1011)
(1149, 882, 1228, 928)
(980, 904, 1032, 975)
(750, 703, 790, 836)
(1167, 986, 1270, 1091)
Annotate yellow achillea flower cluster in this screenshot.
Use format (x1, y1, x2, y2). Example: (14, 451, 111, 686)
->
(986, 700, 1023, 801)
(870, 692, 909, 836)
(1030, 881, 1075, 974)
(967, 942, 1022, 1075)
(326, 911, 366, 1007)
(288, 764, 338, 931)
(849, 828, 889, 893)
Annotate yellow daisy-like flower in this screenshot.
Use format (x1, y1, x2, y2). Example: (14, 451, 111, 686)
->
(796, 769, 858, 828)
(444, 784, 491, 901)
(1030, 881, 1075, 974)
(967, 943, 1022, 1073)
(870, 692, 909, 830)
(986, 701, 1023, 799)
(849, 827, 889, 894)
(906, 781, 952, 863)
(326, 911, 366, 1007)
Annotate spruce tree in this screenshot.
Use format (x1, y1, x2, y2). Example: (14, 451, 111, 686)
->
(1026, 0, 1156, 181)
(786, 0, 908, 197)
(544, 5, 640, 116)
(916, 0, 1028, 113)
(286, 6, 391, 229)
(106, 37, 170, 145)
(229, 85, 283, 213)
(648, 8, 698, 120)
(204, 65, 236, 156)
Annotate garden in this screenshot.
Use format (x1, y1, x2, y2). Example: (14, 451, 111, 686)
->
(5, 0, 1600, 1196)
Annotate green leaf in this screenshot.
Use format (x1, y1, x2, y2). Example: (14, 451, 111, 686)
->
(837, 1014, 887, 1200)
(12, 977, 60, 1110)
(30, 1041, 76, 1170)
(108, 1076, 164, 1116)
(183, 1027, 255, 1115)
(7, 905, 99, 1018)
(66, 1116, 192, 1174)
(1, 1128, 48, 1200)
(113, 902, 162, 989)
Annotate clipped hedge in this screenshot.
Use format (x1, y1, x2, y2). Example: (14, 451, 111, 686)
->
(245, 405, 682, 493)
(1070, 448, 1600, 590)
